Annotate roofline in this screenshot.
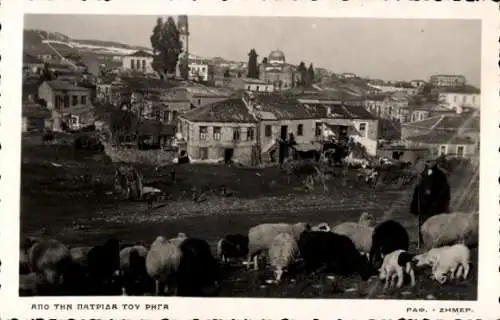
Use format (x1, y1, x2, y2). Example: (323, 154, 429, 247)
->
(402, 115, 444, 129)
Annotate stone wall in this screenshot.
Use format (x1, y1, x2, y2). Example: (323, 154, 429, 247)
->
(103, 142, 175, 166)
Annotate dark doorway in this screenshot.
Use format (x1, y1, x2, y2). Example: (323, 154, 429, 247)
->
(280, 125, 288, 140)
(224, 148, 234, 164)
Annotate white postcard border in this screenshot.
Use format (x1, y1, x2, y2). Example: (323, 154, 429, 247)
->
(0, 1, 498, 319)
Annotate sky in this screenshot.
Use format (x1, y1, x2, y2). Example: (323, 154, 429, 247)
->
(24, 15, 481, 87)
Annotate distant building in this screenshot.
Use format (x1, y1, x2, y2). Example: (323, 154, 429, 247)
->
(340, 73, 357, 79)
(188, 60, 213, 82)
(410, 80, 426, 88)
(38, 80, 92, 111)
(62, 104, 96, 131)
(437, 86, 480, 109)
(23, 53, 44, 77)
(401, 109, 479, 159)
(122, 50, 154, 74)
(258, 50, 298, 91)
(430, 74, 466, 87)
(244, 78, 275, 92)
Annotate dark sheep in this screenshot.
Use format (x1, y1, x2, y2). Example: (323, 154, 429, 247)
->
(410, 163, 451, 245)
(119, 245, 151, 295)
(216, 234, 249, 264)
(369, 220, 410, 269)
(86, 239, 121, 294)
(297, 231, 377, 281)
(177, 238, 222, 297)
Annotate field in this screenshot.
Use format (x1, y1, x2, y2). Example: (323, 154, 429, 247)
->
(20, 136, 479, 300)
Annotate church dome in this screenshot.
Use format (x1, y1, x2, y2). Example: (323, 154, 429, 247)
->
(268, 50, 285, 64)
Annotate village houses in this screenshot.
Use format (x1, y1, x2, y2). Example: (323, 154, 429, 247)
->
(38, 80, 92, 111)
(401, 109, 479, 161)
(177, 91, 379, 164)
(437, 85, 480, 110)
(122, 50, 155, 74)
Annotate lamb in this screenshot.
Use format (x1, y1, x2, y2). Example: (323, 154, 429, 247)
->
(177, 237, 222, 297)
(247, 222, 311, 270)
(268, 232, 300, 282)
(119, 245, 150, 295)
(298, 231, 377, 281)
(216, 234, 249, 264)
(378, 249, 416, 289)
(420, 212, 478, 250)
(145, 236, 183, 296)
(332, 212, 375, 258)
(28, 238, 73, 295)
(415, 244, 471, 284)
(369, 220, 410, 269)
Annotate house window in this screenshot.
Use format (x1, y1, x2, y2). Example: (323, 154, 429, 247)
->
(197, 99, 201, 105)
(456, 145, 465, 157)
(265, 125, 272, 137)
(247, 86, 251, 90)
(199, 126, 208, 140)
(63, 95, 70, 108)
(172, 111, 178, 120)
(462, 95, 466, 103)
(439, 145, 447, 156)
(454, 95, 457, 102)
(55, 95, 61, 109)
(315, 122, 322, 137)
(358, 122, 367, 137)
(142, 59, 146, 71)
(247, 127, 255, 141)
(72, 95, 78, 106)
(256, 86, 260, 91)
(130, 59, 135, 70)
(297, 124, 303, 136)
(200, 147, 208, 160)
(81, 95, 87, 105)
(213, 126, 221, 140)
(233, 127, 241, 141)
(472, 96, 476, 103)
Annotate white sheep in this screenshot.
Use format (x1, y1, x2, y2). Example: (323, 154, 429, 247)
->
(420, 212, 478, 250)
(332, 212, 374, 258)
(378, 249, 416, 289)
(247, 222, 310, 271)
(28, 238, 72, 287)
(423, 244, 471, 284)
(268, 232, 300, 282)
(145, 236, 183, 295)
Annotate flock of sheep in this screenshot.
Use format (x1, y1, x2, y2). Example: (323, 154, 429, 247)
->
(19, 208, 478, 297)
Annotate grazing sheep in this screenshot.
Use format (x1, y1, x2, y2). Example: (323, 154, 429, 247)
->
(370, 220, 410, 269)
(247, 222, 311, 270)
(146, 236, 183, 296)
(268, 232, 300, 282)
(430, 244, 471, 284)
(70, 246, 92, 268)
(332, 212, 375, 257)
(216, 234, 249, 264)
(168, 233, 188, 247)
(86, 239, 121, 294)
(420, 212, 478, 250)
(119, 245, 150, 295)
(413, 246, 447, 268)
(28, 238, 73, 295)
(177, 237, 221, 297)
(298, 231, 377, 281)
(20, 236, 40, 274)
(378, 249, 416, 289)
(311, 222, 331, 232)
(19, 272, 43, 296)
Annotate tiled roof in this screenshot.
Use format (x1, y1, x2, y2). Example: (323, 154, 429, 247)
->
(307, 103, 377, 120)
(128, 50, 154, 57)
(180, 98, 257, 123)
(45, 80, 91, 92)
(437, 85, 480, 94)
(406, 131, 475, 145)
(404, 111, 479, 131)
(405, 102, 439, 111)
(252, 94, 324, 120)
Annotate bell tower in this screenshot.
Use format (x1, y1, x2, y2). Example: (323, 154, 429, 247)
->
(176, 15, 189, 79)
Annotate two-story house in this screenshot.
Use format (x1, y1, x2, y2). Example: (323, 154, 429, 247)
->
(38, 80, 92, 111)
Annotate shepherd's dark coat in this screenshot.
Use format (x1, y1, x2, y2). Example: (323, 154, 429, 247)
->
(410, 163, 451, 239)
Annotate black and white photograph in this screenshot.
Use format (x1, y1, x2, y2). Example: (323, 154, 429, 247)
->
(18, 14, 481, 301)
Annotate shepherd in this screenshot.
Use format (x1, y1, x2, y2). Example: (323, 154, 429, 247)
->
(410, 159, 451, 249)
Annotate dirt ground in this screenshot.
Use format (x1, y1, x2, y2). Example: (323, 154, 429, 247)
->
(20, 139, 479, 300)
